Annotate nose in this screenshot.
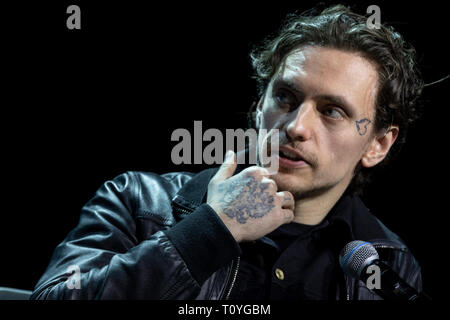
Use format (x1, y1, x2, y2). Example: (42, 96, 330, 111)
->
(285, 102, 315, 142)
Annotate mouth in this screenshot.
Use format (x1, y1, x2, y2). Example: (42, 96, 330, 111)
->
(276, 146, 309, 169)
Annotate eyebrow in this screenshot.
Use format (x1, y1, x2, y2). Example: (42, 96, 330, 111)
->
(316, 94, 355, 114)
(273, 77, 304, 96)
(272, 77, 357, 116)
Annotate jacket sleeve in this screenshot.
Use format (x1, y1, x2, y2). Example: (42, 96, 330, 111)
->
(30, 172, 238, 300)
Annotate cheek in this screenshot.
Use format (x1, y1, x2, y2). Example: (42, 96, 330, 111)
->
(321, 133, 364, 172)
(260, 108, 282, 129)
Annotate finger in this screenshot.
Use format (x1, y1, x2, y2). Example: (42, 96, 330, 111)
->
(244, 166, 271, 178)
(281, 209, 294, 224)
(278, 191, 294, 211)
(211, 150, 237, 182)
(261, 177, 277, 191)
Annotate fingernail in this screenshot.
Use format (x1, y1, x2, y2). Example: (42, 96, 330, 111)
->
(225, 150, 233, 163)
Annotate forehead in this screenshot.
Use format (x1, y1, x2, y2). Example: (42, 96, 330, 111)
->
(275, 46, 379, 116)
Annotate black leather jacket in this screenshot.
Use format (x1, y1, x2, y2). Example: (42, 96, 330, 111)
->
(30, 169, 423, 300)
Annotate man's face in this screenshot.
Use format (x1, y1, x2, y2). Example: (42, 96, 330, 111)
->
(257, 46, 380, 198)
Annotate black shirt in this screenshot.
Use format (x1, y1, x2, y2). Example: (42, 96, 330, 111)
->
(269, 222, 315, 252)
(228, 198, 354, 300)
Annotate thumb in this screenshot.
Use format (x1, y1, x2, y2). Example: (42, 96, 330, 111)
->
(212, 150, 237, 182)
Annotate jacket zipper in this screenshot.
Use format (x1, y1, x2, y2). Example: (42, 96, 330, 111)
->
(172, 202, 194, 215)
(345, 276, 352, 301)
(173, 201, 241, 300)
(225, 256, 240, 300)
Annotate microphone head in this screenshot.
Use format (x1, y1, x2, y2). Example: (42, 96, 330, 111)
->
(339, 240, 379, 279)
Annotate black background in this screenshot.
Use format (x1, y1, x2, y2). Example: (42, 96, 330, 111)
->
(1, 0, 447, 300)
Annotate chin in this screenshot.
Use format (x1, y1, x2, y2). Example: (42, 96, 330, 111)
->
(272, 171, 310, 194)
(272, 169, 335, 199)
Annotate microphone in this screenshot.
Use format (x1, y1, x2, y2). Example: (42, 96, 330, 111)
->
(339, 240, 431, 301)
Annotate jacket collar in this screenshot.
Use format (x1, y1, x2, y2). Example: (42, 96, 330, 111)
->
(319, 192, 407, 249)
(171, 163, 247, 213)
(171, 168, 217, 211)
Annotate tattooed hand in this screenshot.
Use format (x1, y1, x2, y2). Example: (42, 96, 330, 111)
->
(207, 150, 294, 243)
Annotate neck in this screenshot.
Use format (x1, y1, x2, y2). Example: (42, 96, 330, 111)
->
(292, 180, 350, 225)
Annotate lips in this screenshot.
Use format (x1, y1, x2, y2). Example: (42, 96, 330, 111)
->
(279, 146, 305, 161)
(276, 146, 309, 168)
(279, 149, 303, 161)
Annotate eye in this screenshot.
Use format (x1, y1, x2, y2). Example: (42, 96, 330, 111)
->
(274, 89, 297, 109)
(322, 106, 345, 120)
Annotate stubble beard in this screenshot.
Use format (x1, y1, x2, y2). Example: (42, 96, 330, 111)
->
(272, 168, 344, 200)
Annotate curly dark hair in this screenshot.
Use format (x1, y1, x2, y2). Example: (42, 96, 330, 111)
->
(249, 4, 424, 195)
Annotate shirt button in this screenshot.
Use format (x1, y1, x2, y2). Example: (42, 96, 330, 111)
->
(275, 268, 284, 280)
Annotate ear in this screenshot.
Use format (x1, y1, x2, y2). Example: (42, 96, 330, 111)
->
(361, 126, 399, 168)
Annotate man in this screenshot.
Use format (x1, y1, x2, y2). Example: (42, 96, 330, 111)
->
(31, 5, 424, 300)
